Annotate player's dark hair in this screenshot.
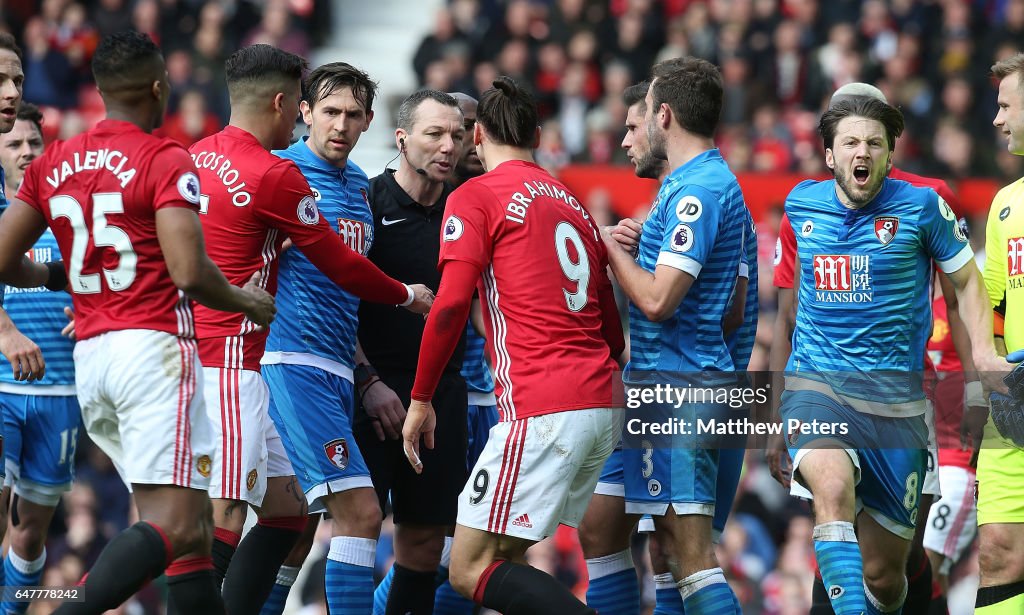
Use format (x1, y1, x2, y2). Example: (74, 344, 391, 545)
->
(623, 81, 650, 114)
(396, 89, 460, 132)
(993, 53, 1024, 92)
(819, 97, 905, 151)
(477, 76, 537, 148)
(0, 32, 23, 63)
(305, 62, 378, 113)
(650, 57, 722, 138)
(16, 101, 43, 137)
(92, 30, 163, 90)
(225, 44, 307, 104)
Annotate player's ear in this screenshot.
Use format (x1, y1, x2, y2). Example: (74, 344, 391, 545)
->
(659, 103, 672, 130)
(824, 148, 835, 170)
(473, 122, 484, 146)
(300, 100, 313, 127)
(363, 109, 374, 132)
(150, 80, 162, 102)
(272, 92, 286, 115)
(532, 125, 541, 149)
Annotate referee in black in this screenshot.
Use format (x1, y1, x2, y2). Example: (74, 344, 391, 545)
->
(354, 89, 468, 615)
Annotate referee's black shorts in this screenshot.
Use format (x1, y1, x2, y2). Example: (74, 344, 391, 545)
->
(355, 369, 468, 526)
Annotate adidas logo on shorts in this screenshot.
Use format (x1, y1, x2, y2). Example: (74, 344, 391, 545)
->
(511, 514, 533, 528)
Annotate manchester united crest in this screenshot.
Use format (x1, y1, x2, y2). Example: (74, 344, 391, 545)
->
(325, 438, 349, 470)
(247, 469, 258, 491)
(196, 455, 212, 478)
(874, 216, 899, 245)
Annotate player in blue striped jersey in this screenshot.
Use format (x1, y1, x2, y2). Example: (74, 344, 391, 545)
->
(260, 63, 390, 615)
(603, 59, 746, 614)
(0, 102, 79, 614)
(782, 97, 1008, 615)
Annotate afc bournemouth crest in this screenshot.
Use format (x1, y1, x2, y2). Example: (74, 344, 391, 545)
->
(196, 455, 212, 478)
(874, 216, 899, 245)
(325, 438, 349, 470)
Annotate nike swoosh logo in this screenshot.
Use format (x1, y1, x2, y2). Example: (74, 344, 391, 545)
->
(382, 217, 407, 226)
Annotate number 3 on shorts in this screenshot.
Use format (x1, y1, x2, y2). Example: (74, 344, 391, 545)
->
(469, 468, 489, 505)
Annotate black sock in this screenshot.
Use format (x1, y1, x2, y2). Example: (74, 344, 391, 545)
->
(53, 522, 170, 615)
(977, 579, 1024, 607)
(221, 521, 301, 615)
(810, 573, 836, 615)
(166, 557, 225, 615)
(385, 563, 438, 615)
(211, 528, 240, 589)
(904, 546, 933, 612)
(479, 561, 595, 615)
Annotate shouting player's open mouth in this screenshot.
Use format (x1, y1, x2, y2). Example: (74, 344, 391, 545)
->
(852, 164, 871, 186)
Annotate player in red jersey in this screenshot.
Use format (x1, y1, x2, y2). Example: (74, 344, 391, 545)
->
(767, 82, 984, 614)
(188, 45, 433, 614)
(0, 31, 276, 614)
(402, 76, 624, 615)
(923, 288, 979, 596)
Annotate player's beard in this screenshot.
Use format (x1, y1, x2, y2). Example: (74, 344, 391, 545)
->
(647, 121, 668, 164)
(834, 163, 885, 208)
(632, 149, 662, 180)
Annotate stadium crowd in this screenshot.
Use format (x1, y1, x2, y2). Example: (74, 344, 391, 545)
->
(0, 1, 1021, 615)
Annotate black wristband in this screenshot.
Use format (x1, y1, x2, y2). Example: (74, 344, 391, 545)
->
(354, 363, 378, 388)
(43, 261, 68, 292)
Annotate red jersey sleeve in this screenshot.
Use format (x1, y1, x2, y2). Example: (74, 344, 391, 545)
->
(251, 161, 333, 247)
(15, 146, 49, 213)
(933, 181, 962, 217)
(773, 213, 796, 289)
(438, 181, 499, 271)
(149, 142, 202, 212)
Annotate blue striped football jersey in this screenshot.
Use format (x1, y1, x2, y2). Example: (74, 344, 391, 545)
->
(461, 323, 493, 393)
(785, 178, 972, 410)
(726, 209, 758, 371)
(0, 229, 75, 386)
(625, 149, 747, 379)
(263, 138, 373, 373)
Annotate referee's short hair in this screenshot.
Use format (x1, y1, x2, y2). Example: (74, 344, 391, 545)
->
(225, 44, 306, 105)
(305, 62, 378, 113)
(396, 89, 459, 132)
(477, 76, 537, 148)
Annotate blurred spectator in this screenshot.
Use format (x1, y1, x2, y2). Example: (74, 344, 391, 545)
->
(243, 0, 310, 59)
(156, 89, 221, 147)
(91, 0, 132, 39)
(22, 17, 77, 109)
(413, 8, 467, 84)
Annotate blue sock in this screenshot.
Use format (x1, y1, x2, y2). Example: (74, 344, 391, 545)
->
(679, 568, 740, 615)
(326, 537, 376, 615)
(373, 563, 395, 615)
(585, 550, 639, 615)
(653, 572, 685, 615)
(813, 522, 868, 615)
(2, 549, 44, 615)
(434, 577, 474, 614)
(865, 578, 907, 615)
(259, 565, 300, 615)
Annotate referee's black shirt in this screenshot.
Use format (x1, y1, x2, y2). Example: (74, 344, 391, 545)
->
(358, 168, 466, 374)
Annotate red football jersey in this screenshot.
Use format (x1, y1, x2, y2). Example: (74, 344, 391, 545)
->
(189, 126, 330, 371)
(438, 160, 618, 421)
(773, 168, 963, 290)
(16, 120, 200, 341)
(927, 297, 973, 468)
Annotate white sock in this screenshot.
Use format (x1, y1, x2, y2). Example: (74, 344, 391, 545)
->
(328, 536, 376, 568)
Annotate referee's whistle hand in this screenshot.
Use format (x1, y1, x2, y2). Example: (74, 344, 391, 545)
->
(405, 284, 435, 315)
(403, 399, 436, 474)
